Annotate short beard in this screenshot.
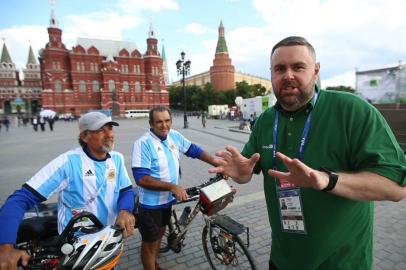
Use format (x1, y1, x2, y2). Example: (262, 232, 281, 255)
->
(100, 142, 114, 153)
(274, 82, 315, 112)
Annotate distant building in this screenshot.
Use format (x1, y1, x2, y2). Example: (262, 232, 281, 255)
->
(356, 61, 406, 104)
(39, 6, 168, 116)
(0, 40, 42, 115)
(173, 21, 272, 92)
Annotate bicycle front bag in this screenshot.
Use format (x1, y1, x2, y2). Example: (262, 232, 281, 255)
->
(200, 179, 234, 216)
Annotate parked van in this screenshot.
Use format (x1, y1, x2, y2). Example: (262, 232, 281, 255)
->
(124, 109, 149, 119)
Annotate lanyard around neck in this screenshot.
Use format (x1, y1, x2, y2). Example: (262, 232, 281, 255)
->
(272, 92, 318, 169)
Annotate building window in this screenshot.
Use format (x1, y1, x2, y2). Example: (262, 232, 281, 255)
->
(55, 80, 62, 92)
(134, 64, 141, 74)
(135, 82, 141, 92)
(123, 81, 129, 92)
(92, 81, 100, 92)
(52, 61, 60, 70)
(121, 64, 128, 73)
(79, 80, 86, 92)
(108, 80, 115, 92)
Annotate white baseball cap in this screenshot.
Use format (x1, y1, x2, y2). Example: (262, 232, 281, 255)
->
(78, 112, 118, 132)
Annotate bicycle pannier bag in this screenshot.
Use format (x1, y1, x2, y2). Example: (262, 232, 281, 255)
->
(200, 179, 233, 216)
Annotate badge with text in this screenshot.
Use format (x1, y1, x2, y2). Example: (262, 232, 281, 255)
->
(277, 187, 306, 234)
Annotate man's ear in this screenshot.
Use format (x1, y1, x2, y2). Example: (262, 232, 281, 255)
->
(80, 132, 89, 144)
(314, 62, 320, 78)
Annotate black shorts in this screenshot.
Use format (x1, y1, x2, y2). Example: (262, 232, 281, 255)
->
(138, 206, 172, 242)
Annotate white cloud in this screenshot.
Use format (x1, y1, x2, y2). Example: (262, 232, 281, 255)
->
(63, 12, 143, 46)
(184, 23, 213, 35)
(321, 70, 356, 88)
(118, 0, 179, 12)
(0, 25, 48, 70)
(246, 0, 406, 86)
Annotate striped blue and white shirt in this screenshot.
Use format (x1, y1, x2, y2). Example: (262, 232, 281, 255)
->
(132, 129, 192, 208)
(26, 148, 132, 233)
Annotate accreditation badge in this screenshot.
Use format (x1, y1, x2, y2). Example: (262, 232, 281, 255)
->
(276, 181, 307, 234)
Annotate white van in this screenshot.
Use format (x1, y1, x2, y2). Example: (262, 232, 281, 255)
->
(124, 109, 149, 119)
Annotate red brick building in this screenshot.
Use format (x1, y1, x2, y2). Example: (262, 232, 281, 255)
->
(39, 11, 168, 116)
(0, 40, 42, 115)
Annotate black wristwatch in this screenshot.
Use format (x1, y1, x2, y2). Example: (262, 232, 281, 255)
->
(319, 167, 339, 192)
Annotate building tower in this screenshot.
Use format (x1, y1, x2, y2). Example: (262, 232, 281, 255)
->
(161, 41, 169, 85)
(22, 44, 42, 115)
(39, 0, 72, 113)
(0, 39, 18, 87)
(209, 21, 235, 91)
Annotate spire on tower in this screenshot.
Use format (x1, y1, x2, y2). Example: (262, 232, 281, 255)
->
(49, 0, 58, 27)
(215, 20, 228, 54)
(148, 22, 155, 38)
(27, 42, 37, 65)
(1, 38, 13, 63)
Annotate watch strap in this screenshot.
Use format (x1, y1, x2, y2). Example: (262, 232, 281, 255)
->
(319, 167, 339, 192)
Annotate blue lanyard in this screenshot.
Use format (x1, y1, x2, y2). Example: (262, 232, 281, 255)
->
(272, 92, 318, 170)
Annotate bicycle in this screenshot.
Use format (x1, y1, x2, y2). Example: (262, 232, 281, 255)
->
(16, 208, 124, 270)
(157, 174, 257, 270)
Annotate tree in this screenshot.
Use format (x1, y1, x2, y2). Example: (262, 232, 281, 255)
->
(326, 85, 355, 93)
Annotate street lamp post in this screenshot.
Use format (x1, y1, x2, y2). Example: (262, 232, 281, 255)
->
(176, 51, 191, 128)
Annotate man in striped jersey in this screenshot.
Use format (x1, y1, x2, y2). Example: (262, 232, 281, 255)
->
(0, 111, 135, 269)
(132, 106, 218, 270)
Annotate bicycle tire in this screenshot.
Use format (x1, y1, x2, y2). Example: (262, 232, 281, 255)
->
(159, 218, 175, 253)
(202, 224, 256, 270)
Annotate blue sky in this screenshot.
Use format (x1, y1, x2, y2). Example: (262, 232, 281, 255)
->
(1, 0, 406, 88)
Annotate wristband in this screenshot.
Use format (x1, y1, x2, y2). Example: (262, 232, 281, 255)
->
(319, 167, 339, 192)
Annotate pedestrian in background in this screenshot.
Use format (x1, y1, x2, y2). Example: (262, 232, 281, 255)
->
(39, 116, 46, 131)
(2, 116, 10, 132)
(32, 115, 38, 132)
(48, 116, 55, 131)
(210, 36, 406, 270)
(201, 111, 207, 128)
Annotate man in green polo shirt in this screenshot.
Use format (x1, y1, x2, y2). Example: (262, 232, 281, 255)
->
(210, 36, 406, 270)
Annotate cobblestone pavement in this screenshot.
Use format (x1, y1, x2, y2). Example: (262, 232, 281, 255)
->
(1, 116, 405, 270)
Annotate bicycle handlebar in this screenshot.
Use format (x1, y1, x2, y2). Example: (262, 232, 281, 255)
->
(185, 173, 224, 196)
(175, 173, 226, 204)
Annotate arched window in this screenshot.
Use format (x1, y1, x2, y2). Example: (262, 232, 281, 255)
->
(55, 80, 62, 92)
(108, 80, 115, 92)
(79, 80, 86, 92)
(123, 81, 129, 92)
(92, 81, 100, 92)
(135, 82, 141, 93)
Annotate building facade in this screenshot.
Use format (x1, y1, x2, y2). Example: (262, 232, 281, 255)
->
(173, 21, 272, 92)
(39, 10, 168, 116)
(0, 41, 42, 115)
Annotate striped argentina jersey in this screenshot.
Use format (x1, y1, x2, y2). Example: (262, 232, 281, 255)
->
(26, 147, 132, 233)
(132, 129, 191, 207)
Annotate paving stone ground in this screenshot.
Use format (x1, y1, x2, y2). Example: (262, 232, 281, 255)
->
(1, 115, 405, 270)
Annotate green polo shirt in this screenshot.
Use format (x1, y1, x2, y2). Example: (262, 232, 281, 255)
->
(242, 89, 406, 270)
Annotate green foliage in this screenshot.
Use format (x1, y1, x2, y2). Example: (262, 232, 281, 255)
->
(168, 81, 269, 111)
(326, 85, 356, 93)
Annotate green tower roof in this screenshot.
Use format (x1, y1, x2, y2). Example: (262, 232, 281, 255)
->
(1, 41, 13, 63)
(215, 37, 228, 54)
(215, 20, 228, 54)
(27, 45, 37, 65)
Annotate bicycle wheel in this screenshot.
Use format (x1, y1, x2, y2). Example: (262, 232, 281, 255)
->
(202, 224, 256, 270)
(159, 218, 175, 253)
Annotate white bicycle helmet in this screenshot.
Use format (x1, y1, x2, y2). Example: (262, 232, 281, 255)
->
(59, 225, 123, 270)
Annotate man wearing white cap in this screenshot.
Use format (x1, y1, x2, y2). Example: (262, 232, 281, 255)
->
(0, 111, 135, 269)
